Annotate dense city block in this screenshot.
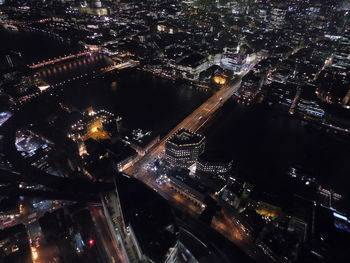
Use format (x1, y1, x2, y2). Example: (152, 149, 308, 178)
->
(0, 1, 350, 263)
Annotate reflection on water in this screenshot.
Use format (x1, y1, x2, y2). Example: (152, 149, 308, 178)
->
(111, 81, 118, 91)
(37, 53, 112, 84)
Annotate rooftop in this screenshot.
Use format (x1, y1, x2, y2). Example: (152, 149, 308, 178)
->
(167, 128, 205, 146)
(177, 53, 207, 68)
(107, 140, 136, 162)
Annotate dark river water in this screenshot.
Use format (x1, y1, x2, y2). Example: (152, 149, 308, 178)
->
(0, 27, 80, 70)
(205, 101, 350, 196)
(57, 67, 212, 136)
(1, 28, 350, 198)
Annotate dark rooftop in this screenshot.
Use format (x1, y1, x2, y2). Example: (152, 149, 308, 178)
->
(177, 53, 207, 68)
(107, 140, 136, 163)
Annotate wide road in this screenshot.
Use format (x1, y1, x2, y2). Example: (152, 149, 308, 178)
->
(89, 205, 127, 263)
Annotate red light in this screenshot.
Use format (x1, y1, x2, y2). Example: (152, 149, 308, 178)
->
(88, 239, 95, 246)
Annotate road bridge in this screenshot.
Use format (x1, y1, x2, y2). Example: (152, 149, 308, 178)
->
(101, 60, 140, 73)
(123, 61, 271, 262)
(28, 50, 99, 69)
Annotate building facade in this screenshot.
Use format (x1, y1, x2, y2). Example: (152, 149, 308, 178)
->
(196, 158, 233, 175)
(165, 129, 205, 169)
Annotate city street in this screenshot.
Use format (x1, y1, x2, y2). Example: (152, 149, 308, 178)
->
(89, 205, 127, 263)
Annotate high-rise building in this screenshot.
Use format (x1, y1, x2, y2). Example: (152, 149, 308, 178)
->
(268, 7, 286, 30)
(165, 129, 205, 169)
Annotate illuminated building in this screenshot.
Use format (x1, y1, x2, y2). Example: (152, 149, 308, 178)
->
(157, 24, 178, 34)
(172, 53, 211, 80)
(255, 201, 282, 220)
(220, 55, 245, 72)
(268, 7, 286, 30)
(297, 99, 325, 118)
(0, 111, 12, 127)
(168, 170, 207, 204)
(165, 129, 205, 169)
(213, 75, 226, 85)
(221, 43, 255, 73)
(79, 0, 109, 16)
(77, 139, 88, 157)
(216, 176, 253, 209)
(342, 89, 350, 109)
(236, 73, 262, 103)
(196, 156, 233, 176)
(221, 189, 241, 209)
(93, 0, 102, 8)
(87, 106, 95, 116)
(123, 129, 160, 156)
(107, 141, 138, 172)
(101, 189, 145, 263)
(69, 108, 121, 142)
(83, 117, 111, 141)
(36, 79, 50, 92)
(80, 7, 108, 16)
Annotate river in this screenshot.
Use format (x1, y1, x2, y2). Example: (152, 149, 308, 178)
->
(204, 100, 350, 197)
(1, 28, 349, 198)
